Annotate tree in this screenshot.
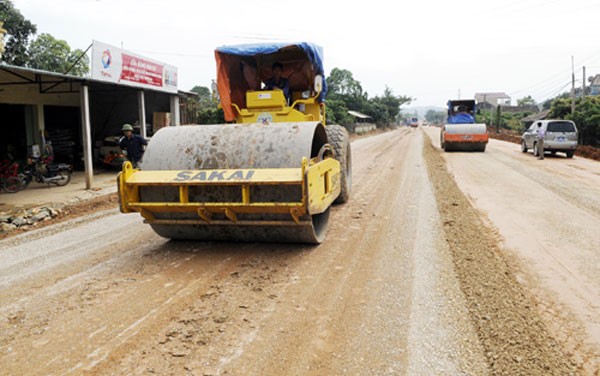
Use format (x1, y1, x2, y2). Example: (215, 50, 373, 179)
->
(549, 97, 600, 146)
(517, 95, 537, 106)
(27, 33, 89, 76)
(325, 98, 353, 126)
(327, 68, 363, 98)
(190, 85, 214, 110)
(367, 86, 412, 127)
(425, 109, 446, 124)
(189, 84, 225, 124)
(0, 0, 37, 65)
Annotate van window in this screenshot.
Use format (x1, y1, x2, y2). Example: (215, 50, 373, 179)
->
(547, 121, 575, 132)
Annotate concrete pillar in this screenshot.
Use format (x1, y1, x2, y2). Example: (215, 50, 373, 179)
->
(24, 105, 36, 149)
(138, 90, 147, 138)
(80, 84, 94, 189)
(36, 104, 45, 144)
(170, 94, 180, 126)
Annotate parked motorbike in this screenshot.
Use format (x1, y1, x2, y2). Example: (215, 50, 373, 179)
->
(3, 157, 72, 193)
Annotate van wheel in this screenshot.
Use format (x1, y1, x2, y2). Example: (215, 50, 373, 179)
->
(521, 140, 528, 153)
(566, 151, 574, 158)
(533, 142, 539, 156)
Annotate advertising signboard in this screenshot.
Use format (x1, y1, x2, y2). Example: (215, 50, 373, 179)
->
(91, 40, 178, 93)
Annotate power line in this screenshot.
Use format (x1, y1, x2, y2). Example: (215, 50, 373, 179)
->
(130, 50, 210, 58)
(509, 49, 600, 98)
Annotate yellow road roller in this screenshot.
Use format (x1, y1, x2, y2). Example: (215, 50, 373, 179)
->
(117, 42, 351, 243)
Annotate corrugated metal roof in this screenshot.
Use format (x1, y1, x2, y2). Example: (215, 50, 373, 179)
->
(0, 63, 191, 96)
(521, 109, 550, 122)
(348, 110, 371, 119)
(475, 92, 511, 98)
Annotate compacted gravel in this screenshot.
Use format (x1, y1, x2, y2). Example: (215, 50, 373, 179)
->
(0, 127, 593, 375)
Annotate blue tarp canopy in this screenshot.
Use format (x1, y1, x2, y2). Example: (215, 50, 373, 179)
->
(447, 99, 476, 124)
(215, 42, 327, 121)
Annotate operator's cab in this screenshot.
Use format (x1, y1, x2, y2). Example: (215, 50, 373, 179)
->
(214, 43, 327, 124)
(447, 100, 476, 124)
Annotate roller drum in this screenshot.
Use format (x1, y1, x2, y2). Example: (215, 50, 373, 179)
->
(140, 122, 331, 243)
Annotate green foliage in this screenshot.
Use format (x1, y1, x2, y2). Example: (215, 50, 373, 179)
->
(550, 97, 600, 146)
(425, 109, 446, 124)
(28, 33, 89, 76)
(0, 0, 36, 65)
(327, 68, 363, 97)
(188, 85, 224, 124)
(190, 85, 215, 111)
(326, 68, 412, 128)
(517, 95, 536, 106)
(197, 108, 225, 124)
(476, 110, 534, 132)
(325, 98, 353, 126)
(368, 86, 412, 127)
(1, 2, 89, 76)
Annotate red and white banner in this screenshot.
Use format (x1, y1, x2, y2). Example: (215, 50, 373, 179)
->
(91, 40, 178, 93)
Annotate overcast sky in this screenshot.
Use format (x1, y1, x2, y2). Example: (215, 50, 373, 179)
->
(10, 0, 600, 107)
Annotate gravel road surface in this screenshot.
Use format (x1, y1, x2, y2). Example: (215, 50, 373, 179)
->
(424, 126, 600, 374)
(0, 127, 589, 375)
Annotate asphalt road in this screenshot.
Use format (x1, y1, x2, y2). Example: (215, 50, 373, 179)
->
(0, 127, 596, 375)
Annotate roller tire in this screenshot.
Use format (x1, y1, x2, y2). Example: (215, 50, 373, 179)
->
(326, 124, 351, 204)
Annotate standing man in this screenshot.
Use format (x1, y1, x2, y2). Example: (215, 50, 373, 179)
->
(119, 123, 147, 167)
(536, 122, 545, 160)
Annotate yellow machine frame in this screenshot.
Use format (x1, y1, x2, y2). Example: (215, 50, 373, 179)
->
(118, 155, 340, 226)
(231, 89, 326, 124)
(118, 72, 342, 230)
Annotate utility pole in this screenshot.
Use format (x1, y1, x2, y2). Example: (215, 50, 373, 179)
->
(583, 66, 586, 100)
(483, 94, 487, 125)
(571, 56, 576, 114)
(496, 105, 501, 133)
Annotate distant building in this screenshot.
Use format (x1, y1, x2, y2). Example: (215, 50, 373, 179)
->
(521, 109, 550, 129)
(474, 92, 512, 106)
(590, 74, 600, 96)
(347, 110, 375, 134)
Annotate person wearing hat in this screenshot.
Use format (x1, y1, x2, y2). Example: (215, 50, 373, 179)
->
(119, 123, 147, 167)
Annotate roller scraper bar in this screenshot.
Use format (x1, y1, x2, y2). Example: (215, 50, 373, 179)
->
(118, 156, 340, 229)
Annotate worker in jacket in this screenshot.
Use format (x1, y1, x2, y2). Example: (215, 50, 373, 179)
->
(119, 123, 147, 167)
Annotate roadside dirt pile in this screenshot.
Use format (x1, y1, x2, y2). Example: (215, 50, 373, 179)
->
(423, 133, 580, 375)
(0, 206, 62, 233)
(0, 193, 118, 239)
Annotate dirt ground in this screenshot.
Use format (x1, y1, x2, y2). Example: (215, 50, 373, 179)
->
(425, 126, 600, 374)
(0, 127, 595, 375)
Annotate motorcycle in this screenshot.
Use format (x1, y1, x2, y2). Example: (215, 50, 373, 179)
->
(3, 157, 72, 193)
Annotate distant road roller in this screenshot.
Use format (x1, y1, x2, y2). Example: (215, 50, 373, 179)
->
(117, 42, 351, 243)
(440, 99, 488, 152)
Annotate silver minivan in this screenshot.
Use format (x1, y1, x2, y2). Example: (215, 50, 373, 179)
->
(521, 120, 578, 158)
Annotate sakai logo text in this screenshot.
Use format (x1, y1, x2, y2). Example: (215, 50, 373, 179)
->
(173, 170, 255, 182)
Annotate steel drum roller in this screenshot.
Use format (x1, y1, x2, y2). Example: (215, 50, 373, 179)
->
(139, 122, 330, 243)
